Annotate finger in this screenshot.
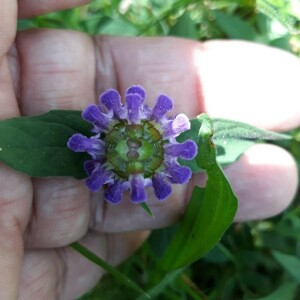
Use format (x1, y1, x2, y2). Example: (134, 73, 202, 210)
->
(15, 30, 95, 248)
(225, 144, 298, 221)
(16, 29, 95, 115)
(0, 0, 17, 57)
(1, 0, 19, 118)
(94, 36, 300, 131)
(18, 0, 91, 19)
(93, 36, 201, 118)
(24, 178, 90, 248)
(0, 1, 33, 299)
(18, 249, 64, 300)
(62, 230, 149, 299)
(196, 40, 300, 131)
(19, 231, 149, 300)
(0, 166, 32, 299)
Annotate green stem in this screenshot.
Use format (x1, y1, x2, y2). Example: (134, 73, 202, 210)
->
(70, 242, 151, 299)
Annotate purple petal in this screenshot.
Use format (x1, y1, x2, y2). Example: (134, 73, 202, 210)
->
(84, 160, 98, 176)
(126, 93, 144, 124)
(85, 165, 111, 192)
(142, 104, 151, 119)
(126, 85, 146, 100)
(152, 174, 172, 200)
(150, 94, 173, 121)
(82, 104, 110, 130)
(104, 181, 123, 204)
(162, 114, 190, 138)
(165, 162, 192, 184)
(100, 89, 124, 118)
(164, 140, 197, 160)
(67, 134, 105, 156)
(83, 159, 105, 176)
(129, 174, 147, 203)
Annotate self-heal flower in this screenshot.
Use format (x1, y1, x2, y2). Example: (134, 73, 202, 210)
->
(67, 85, 197, 204)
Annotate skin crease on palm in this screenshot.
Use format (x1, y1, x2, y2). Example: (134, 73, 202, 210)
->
(0, 0, 299, 299)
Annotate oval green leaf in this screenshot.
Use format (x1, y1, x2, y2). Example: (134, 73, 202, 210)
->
(272, 250, 300, 283)
(212, 118, 291, 166)
(0, 110, 92, 179)
(160, 114, 238, 271)
(177, 114, 291, 171)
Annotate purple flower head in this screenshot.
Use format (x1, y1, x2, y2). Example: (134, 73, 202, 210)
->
(67, 85, 197, 204)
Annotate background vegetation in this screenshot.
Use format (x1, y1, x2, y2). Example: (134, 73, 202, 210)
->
(18, 0, 300, 299)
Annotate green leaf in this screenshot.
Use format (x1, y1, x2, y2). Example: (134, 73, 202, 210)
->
(160, 114, 238, 271)
(0, 110, 92, 179)
(272, 250, 300, 283)
(253, 281, 298, 300)
(177, 115, 291, 170)
(148, 225, 179, 258)
(212, 118, 291, 166)
(137, 269, 183, 300)
(214, 11, 257, 40)
(32, 110, 92, 136)
(270, 35, 291, 51)
(140, 202, 155, 218)
(99, 18, 138, 35)
(17, 19, 37, 31)
(204, 244, 230, 264)
(169, 11, 198, 39)
(71, 242, 151, 299)
(212, 118, 291, 141)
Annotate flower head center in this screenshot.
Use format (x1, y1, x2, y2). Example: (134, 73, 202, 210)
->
(104, 120, 164, 179)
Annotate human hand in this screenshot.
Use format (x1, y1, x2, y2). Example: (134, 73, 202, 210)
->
(1, 0, 299, 299)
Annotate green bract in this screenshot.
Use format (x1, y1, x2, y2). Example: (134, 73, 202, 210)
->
(105, 120, 164, 179)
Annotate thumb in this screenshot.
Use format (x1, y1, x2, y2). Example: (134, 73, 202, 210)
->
(0, 0, 19, 117)
(0, 0, 17, 58)
(0, 1, 32, 299)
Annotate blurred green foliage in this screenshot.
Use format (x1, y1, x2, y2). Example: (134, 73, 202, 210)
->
(18, 0, 300, 55)
(18, 0, 300, 299)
